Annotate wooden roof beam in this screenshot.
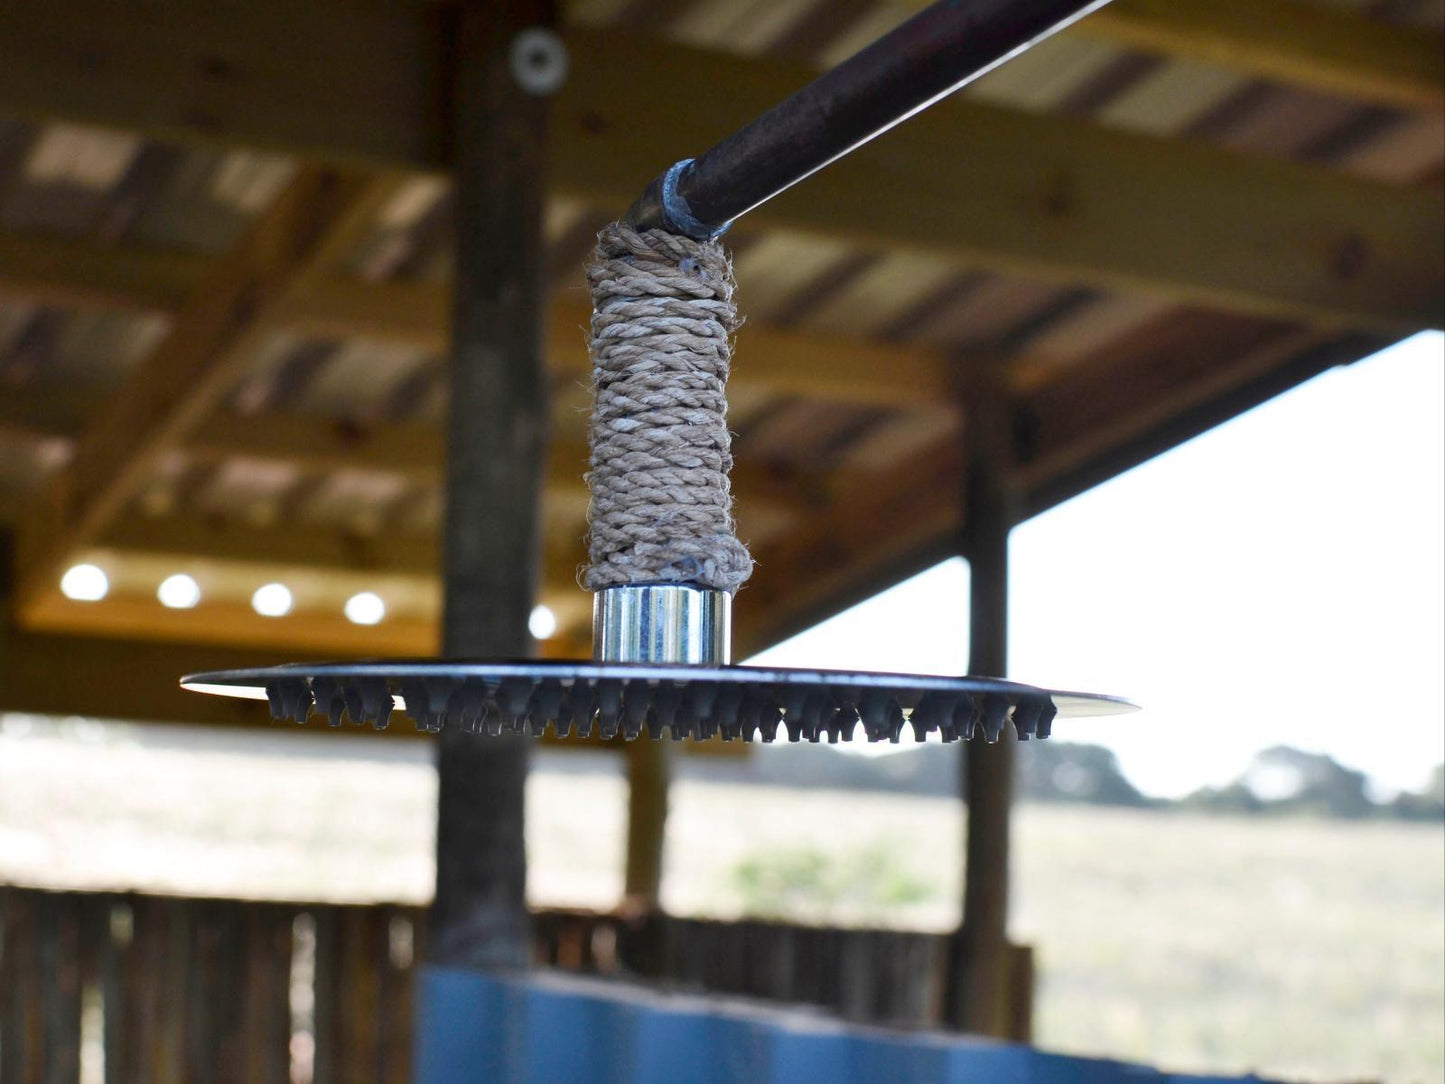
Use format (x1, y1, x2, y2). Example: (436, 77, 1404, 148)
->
(1016, 328, 1386, 514)
(0, 629, 736, 757)
(22, 592, 443, 658)
(889, 0, 1444, 111)
(1077, 0, 1445, 113)
(736, 326, 1390, 655)
(6, 325, 1388, 659)
(37, 328, 1381, 664)
(0, 627, 583, 733)
(0, 232, 957, 409)
(0, 628, 349, 730)
(0, 6, 1437, 330)
(47, 517, 590, 652)
(277, 278, 957, 408)
(735, 436, 963, 656)
(10, 170, 382, 616)
(98, 514, 454, 578)
(0, 232, 203, 315)
(180, 415, 828, 516)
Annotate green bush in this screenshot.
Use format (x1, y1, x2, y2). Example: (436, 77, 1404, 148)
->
(729, 841, 934, 924)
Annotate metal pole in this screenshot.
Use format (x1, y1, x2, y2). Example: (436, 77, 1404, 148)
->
(430, 0, 560, 972)
(626, 0, 1113, 237)
(947, 361, 1020, 1035)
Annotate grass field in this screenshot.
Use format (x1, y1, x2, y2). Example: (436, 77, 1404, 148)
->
(2, 719, 1440, 1082)
(658, 779, 1445, 1084)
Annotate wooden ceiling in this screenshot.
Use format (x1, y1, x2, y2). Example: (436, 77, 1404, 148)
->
(0, 0, 1440, 727)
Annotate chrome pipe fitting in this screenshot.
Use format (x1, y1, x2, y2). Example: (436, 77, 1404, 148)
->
(593, 584, 731, 665)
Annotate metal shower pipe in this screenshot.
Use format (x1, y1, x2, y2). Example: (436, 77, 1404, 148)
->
(625, 0, 1114, 238)
(602, 0, 1114, 664)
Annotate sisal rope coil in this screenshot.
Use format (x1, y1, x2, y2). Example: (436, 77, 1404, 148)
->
(583, 222, 753, 593)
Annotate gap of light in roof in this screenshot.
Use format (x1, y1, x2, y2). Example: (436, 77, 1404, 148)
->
(344, 591, 386, 626)
(252, 583, 293, 618)
(157, 573, 202, 610)
(529, 604, 558, 640)
(60, 564, 109, 602)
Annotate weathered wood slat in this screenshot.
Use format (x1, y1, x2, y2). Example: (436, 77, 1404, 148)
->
(0, 885, 1033, 1077)
(341, 907, 382, 1084)
(122, 897, 160, 1083)
(377, 909, 417, 1084)
(313, 905, 392, 1084)
(310, 907, 340, 1084)
(186, 900, 226, 1084)
(100, 900, 130, 1084)
(0, 231, 955, 413)
(1079, 0, 1445, 112)
(158, 898, 194, 1084)
(39, 892, 83, 1084)
(241, 904, 293, 1084)
(1, 888, 43, 1084)
(75, 898, 107, 1084)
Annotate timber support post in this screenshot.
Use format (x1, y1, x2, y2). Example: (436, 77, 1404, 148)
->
(623, 741, 669, 910)
(947, 359, 1021, 1035)
(429, 0, 559, 971)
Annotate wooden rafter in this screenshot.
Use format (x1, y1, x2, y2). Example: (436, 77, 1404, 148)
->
(0, 6, 1437, 329)
(0, 627, 586, 733)
(280, 280, 958, 408)
(735, 436, 962, 656)
(5, 324, 1378, 666)
(98, 515, 448, 578)
(183, 424, 828, 520)
(49, 426, 956, 655)
(10, 170, 387, 614)
(0, 0, 1436, 684)
(0, 628, 737, 754)
(739, 325, 1386, 652)
(1078, 0, 1445, 113)
(4, 321, 1384, 658)
(0, 232, 956, 409)
(0, 406, 824, 527)
(0, 231, 203, 315)
(1019, 329, 1386, 514)
(0, 628, 339, 729)
(23, 592, 441, 657)
(712, 0, 1445, 112)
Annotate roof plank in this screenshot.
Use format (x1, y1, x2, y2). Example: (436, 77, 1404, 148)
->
(0, 232, 205, 314)
(1079, 0, 1445, 113)
(42, 322, 1382, 661)
(0, 628, 601, 731)
(11, 169, 374, 612)
(23, 592, 440, 657)
(182, 415, 827, 515)
(0, 5, 1437, 329)
(278, 278, 958, 407)
(0, 234, 957, 408)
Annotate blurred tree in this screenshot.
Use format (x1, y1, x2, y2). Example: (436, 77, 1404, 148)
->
(1013, 742, 1150, 808)
(1388, 763, 1445, 821)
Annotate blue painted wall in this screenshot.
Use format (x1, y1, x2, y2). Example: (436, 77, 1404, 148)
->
(416, 967, 1281, 1084)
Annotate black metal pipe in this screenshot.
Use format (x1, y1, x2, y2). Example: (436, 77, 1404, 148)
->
(625, 0, 1113, 238)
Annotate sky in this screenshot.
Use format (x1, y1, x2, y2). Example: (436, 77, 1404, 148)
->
(750, 333, 1445, 799)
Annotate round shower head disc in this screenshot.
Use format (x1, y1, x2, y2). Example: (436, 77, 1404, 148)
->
(182, 660, 1136, 744)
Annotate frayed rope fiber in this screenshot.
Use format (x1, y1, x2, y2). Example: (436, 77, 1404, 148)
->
(583, 223, 753, 593)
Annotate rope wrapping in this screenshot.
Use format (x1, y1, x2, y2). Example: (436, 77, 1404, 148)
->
(583, 223, 753, 593)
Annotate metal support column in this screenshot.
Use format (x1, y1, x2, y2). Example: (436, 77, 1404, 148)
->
(948, 362, 1020, 1035)
(429, 0, 558, 971)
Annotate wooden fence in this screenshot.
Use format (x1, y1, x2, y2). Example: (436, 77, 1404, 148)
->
(0, 885, 1031, 1083)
